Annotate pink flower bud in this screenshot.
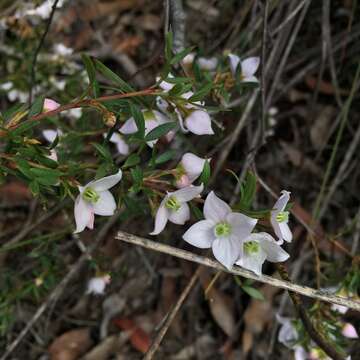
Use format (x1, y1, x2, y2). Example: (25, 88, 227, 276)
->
(185, 110, 214, 135)
(43, 98, 60, 112)
(342, 323, 358, 339)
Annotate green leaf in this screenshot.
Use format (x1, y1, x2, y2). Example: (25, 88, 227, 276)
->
(170, 46, 195, 65)
(11, 120, 38, 136)
(81, 54, 99, 97)
(165, 31, 173, 61)
(94, 59, 135, 93)
(239, 171, 257, 209)
(123, 154, 140, 169)
(189, 82, 213, 102)
(145, 122, 176, 142)
(29, 180, 40, 195)
(28, 96, 44, 117)
(241, 285, 265, 301)
(155, 150, 176, 164)
(130, 166, 143, 186)
(92, 143, 112, 162)
(130, 104, 145, 139)
(198, 159, 211, 186)
(29, 167, 62, 178)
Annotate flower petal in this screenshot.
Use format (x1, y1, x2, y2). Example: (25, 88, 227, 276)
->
(156, 96, 169, 112)
(92, 190, 117, 216)
(181, 153, 207, 183)
(294, 346, 308, 360)
(182, 219, 215, 248)
(242, 75, 259, 83)
(43, 98, 60, 112)
(150, 199, 169, 235)
(228, 54, 241, 76)
(42, 129, 59, 143)
(197, 57, 218, 71)
(342, 323, 358, 339)
(153, 110, 170, 125)
(185, 110, 214, 135)
(204, 191, 231, 222)
(277, 317, 298, 348)
(227, 213, 257, 239)
(171, 184, 204, 202)
(119, 117, 138, 134)
(168, 202, 190, 225)
(89, 170, 122, 191)
(74, 196, 94, 233)
(278, 222, 292, 243)
(109, 133, 129, 155)
(273, 190, 290, 213)
(241, 57, 260, 78)
(212, 236, 240, 270)
(247, 232, 289, 262)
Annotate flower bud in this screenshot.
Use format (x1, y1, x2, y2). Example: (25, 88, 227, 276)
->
(342, 323, 358, 339)
(104, 112, 116, 127)
(43, 98, 60, 112)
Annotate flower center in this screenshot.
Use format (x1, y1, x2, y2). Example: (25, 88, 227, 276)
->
(143, 110, 155, 121)
(244, 241, 260, 255)
(165, 196, 181, 211)
(82, 187, 100, 203)
(214, 222, 231, 237)
(276, 211, 289, 223)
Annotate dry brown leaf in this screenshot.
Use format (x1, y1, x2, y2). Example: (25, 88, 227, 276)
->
(136, 14, 162, 31)
(48, 328, 94, 360)
(200, 270, 236, 337)
(112, 36, 143, 56)
(242, 284, 279, 356)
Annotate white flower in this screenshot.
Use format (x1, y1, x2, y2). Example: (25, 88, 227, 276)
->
(270, 190, 292, 244)
(183, 191, 257, 269)
(105, 133, 129, 156)
(342, 323, 358, 339)
(176, 153, 207, 188)
(119, 109, 170, 148)
(43, 98, 60, 112)
(24, 0, 66, 19)
(294, 346, 308, 360)
(66, 108, 82, 119)
(276, 314, 299, 349)
(197, 57, 218, 71)
(182, 53, 195, 66)
(150, 184, 204, 235)
(0, 81, 13, 91)
(331, 303, 348, 314)
(87, 274, 111, 295)
(74, 170, 122, 233)
(184, 110, 214, 135)
(228, 54, 260, 83)
(236, 232, 289, 275)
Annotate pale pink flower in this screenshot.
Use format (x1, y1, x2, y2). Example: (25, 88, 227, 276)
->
(228, 54, 260, 83)
(183, 191, 257, 270)
(150, 184, 204, 235)
(184, 110, 214, 135)
(87, 274, 111, 295)
(270, 190, 292, 244)
(74, 170, 122, 233)
(342, 323, 358, 339)
(176, 153, 207, 188)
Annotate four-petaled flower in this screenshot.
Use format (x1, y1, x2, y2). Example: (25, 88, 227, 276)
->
(183, 191, 257, 269)
(236, 232, 289, 275)
(228, 54, 260, 83)
(270, 190, 292, 244)
(74, 170, 122, 233)
(120, 109, 170, 148)
(176, 153, 208, 188)
(150, 184, 204, 235)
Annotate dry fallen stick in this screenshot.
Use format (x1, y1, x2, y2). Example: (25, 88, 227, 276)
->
(116, 231, 360, 312)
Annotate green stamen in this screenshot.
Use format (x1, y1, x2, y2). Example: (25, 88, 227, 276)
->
(82, 187, 100, 203)
(276, 211, 289, 223)
(214, 222, 231, 237)
(165, 196, 181, 211)
(244, 241, 260, 255)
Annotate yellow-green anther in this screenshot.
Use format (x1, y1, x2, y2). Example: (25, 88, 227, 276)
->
(82, 187, 100, 203)
(276, 211, 289, 223)
(244, 241, 260, 255)
(165, 196, 181, 211)
(214, 222, 231, 237)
